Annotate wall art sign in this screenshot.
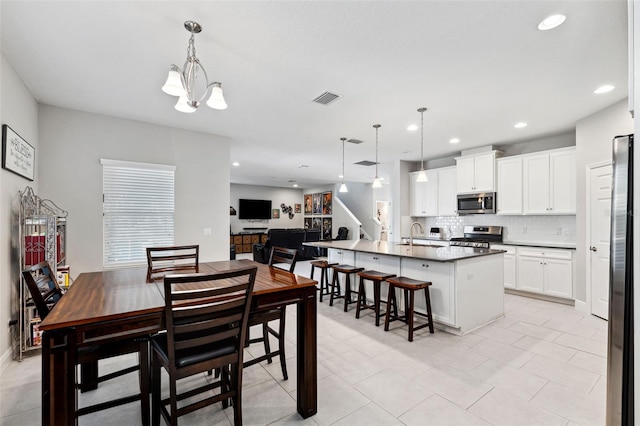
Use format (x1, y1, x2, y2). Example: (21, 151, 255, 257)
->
(2, 125, 34, 181)
(322, 191, 333, 215)
(312, 193, 322, 214)
(304, 194, 312, 215)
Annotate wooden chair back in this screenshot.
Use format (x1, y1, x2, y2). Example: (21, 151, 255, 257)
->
(22, 261, 63, 320)
(146, 245, 199, 281)
(163, 267, 257, 376)
(268, 246, 298, 273)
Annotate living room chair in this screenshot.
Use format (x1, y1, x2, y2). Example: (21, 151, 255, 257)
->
(151, 267, 256, 426)
(22, 261, 150, 424)
(244, 246, 296, 380)
(146, 245, 199, 281)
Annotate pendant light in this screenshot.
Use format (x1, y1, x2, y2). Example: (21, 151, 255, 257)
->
(339, 137, 348, 193)
(416, 107, 428, 182)
(372, 124, 382, 188)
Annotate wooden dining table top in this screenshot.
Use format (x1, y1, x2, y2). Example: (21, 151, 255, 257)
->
(40, 259, 317, 331)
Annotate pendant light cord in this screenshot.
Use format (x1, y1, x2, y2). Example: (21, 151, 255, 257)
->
(418, 107, 427, 171)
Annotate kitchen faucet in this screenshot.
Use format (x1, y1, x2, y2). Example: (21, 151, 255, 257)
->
(409, 222, 425, 250)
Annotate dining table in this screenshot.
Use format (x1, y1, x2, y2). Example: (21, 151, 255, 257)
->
(39, 259, 318, 425)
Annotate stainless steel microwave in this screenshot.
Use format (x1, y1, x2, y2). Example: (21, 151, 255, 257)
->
(456, 192, 496, 214)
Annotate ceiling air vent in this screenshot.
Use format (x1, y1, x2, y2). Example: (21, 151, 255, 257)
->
(354, 160, 378, 166)
(312, 91, 341, 105)
(346, 138, 363, 144)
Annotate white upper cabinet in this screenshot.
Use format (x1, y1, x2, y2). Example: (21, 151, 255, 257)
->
(455, 152, 497, 194)
(409, 171, 429, 216)
(437, 167, 457, 216)
(410, 167, 456, 217)
(523, 147, 576, 215)
(496, 156, 523, 215)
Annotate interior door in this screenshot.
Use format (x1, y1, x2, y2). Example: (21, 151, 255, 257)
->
(590, 163, 612, 319)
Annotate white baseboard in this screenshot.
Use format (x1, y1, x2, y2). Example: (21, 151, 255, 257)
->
(574, 299, 589, 314)
(0, 347, 12, 375)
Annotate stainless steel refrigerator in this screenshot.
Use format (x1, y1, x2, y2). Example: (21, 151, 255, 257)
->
(607, 133, 634, 425)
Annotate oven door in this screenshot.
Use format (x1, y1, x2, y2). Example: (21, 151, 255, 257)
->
(457, 193, 496, 214)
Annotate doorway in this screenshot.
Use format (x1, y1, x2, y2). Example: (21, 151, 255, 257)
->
(588, 162, 612, 319)
(375, 200, 391, 241)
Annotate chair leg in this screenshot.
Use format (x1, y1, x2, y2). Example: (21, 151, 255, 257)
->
(374, 280, 381, 327)
(424, 287, 435, 334)
(384, 286, 395, 331)
(262, 322, 273, 364)
(151, 352, 161, 426)
(221, 366, 230, 409)
(139, 341, 150, 426)
(355, 276, 365, 319)
(169, 369, 178, 426)
(329, 272, 338, 306)
(319, 268, 326, 303)
(278, 308, 288, 380)
(408, 289, 415, 342)
(344, 273, 351, 312)
(232, 363, 242, 426)
(310, 264, 316, 280)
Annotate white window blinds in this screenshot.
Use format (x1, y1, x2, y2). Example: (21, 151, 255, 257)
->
(102, 159, 176, 269)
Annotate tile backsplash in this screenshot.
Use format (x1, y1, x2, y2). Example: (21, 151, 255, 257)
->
(403, 214, 576, 245)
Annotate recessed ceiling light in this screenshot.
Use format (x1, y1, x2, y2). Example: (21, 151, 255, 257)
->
(449, 138, 460, 144)
(232, 162, 239, 167)
(293, 184, 298, 188)
(514, 122, 527, 129)
(380, 177, 385, 181)
(338, 174, 344, 179)
(594, 85, 615, 94)
(407, 124, 418, 131)
(538, 14, 566, 31)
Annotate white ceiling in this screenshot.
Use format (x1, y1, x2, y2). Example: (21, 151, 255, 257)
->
(0, 1, 628, 189)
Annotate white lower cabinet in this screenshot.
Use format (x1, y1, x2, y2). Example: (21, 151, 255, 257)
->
(327, 249, 355, 295)
(516, 247, 573, 299)
(355, 252, 400, 302)
(492, 244, 517, 289)
(400, 258, 456, 326)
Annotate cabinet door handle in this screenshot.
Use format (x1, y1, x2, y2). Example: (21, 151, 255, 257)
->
(590, 246, 597, 252)
(422, 264, 429, 268)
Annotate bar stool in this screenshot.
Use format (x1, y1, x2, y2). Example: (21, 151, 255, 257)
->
(330, 264, 364, 312)
(355, 270, 396, 326)
(384, 276, 435, 342)
(310, 260, 338, 302)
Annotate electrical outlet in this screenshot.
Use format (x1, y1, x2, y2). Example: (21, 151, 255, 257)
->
(556, 227, 562, 235)
(523, 227, 527, 234)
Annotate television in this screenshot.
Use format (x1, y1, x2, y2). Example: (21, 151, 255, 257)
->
(238, 199, 272, 220)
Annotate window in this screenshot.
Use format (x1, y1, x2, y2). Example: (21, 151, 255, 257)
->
(102, 159, 176, 269)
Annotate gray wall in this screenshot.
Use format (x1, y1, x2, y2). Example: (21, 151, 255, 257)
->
(0, 53, 40, 364)
(38, 106, 232, 275)
(575, 99, 633, 303)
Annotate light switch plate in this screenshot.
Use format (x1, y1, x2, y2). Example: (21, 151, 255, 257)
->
(203, 227, 212, 236)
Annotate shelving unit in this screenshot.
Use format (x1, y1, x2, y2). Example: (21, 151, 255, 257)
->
(17, 186, 68, 360)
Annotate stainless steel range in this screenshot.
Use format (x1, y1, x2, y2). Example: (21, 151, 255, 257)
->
(449, 226, 503, 248)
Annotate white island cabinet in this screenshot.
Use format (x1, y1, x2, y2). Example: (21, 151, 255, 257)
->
(310, 240, 505, 335)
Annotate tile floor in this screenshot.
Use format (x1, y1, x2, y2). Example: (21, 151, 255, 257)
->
(0, 258, 608, 425)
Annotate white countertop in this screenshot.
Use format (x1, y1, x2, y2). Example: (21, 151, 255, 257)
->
(305, 239, 505, 262)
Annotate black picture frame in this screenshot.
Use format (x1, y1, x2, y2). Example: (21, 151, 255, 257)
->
(2, 125, 34, 181)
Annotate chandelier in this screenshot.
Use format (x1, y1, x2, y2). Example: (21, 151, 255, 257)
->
(161, 21, 227, 113)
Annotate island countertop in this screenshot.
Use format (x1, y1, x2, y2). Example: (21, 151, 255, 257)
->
(305, 239, 505, 262)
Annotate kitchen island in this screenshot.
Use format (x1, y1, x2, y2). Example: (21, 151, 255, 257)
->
(306, 239, 505, 335)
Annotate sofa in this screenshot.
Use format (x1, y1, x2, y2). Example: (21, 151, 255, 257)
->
(252, 228, 321, 264)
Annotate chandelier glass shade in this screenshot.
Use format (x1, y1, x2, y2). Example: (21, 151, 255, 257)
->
(416, 107, 428, 182)
(372, 124, 382, 188)
(339, 137, 348, 193)
(162, 21, 227, 113)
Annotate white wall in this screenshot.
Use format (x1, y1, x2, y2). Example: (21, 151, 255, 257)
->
(0, 53, 39, 365)
(38, 105, 231, 274)
(575, 99, 633, 302)
(230, 184, 303, 233)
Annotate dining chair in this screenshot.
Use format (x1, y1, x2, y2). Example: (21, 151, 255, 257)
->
(22, 261, 150, 424)
(146, 245, 199, 281)
(244, 246, 297, 380)
(151, 266, 257, 426)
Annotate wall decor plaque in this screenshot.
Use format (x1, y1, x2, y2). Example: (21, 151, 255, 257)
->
(2, 125, 34, 181)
